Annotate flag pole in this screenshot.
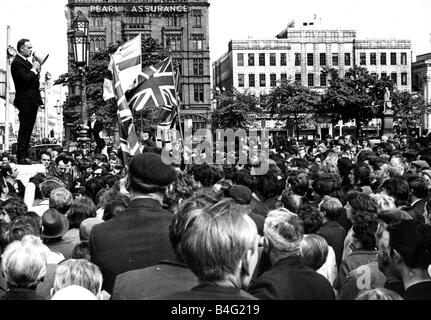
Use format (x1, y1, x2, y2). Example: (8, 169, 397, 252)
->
(172, 62, 184, 141)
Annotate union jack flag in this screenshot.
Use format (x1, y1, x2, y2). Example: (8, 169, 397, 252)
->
(111, 55, 141, 161)
(126, 57, 179, 116)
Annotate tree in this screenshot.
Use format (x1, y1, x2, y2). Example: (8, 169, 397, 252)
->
(392, 91, 431, 135)
(319, 67, 394, 136)
(265, 80, 320, 140)
(211, 91, 262, 131)
(55, 36, 168, 137)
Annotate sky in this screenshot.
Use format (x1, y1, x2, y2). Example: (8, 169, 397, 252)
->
(1, 0, 431, 81)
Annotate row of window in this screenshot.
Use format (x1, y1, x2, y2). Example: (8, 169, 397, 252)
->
(90, 10, 203, 28)
(238, 72, 409, 88)
(165, 34, 205, 51)
(237, 52, 408, 67)
(359, 52, 408, 66)
(237, 53, 287, 67)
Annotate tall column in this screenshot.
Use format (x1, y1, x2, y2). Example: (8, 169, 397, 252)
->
(5, 26, 11, 152)
(424, 70, 431, 132)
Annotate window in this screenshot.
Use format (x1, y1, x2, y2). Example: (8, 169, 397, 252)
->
(167, 15, 181, 27)
(259, 73, 266, 87)
(270, 53, 276, 66)
(307, 53, 314, 66)
(371, 73, 377, 78)
(360, 53, 366, 65)
(173, 59, 182, 75)
(194, 84, 204, 102)
(401, 73, 407, 85)
(248, 53, 255, 66)
(381, 53, 387, 65)
(295, 73, 302, 83)
(193, 59, 204, 75)
(381, 72, 387, 79)
(391, 73, 397, 84)
(344, 53, 351, 66)
(237, 53, 244, 66)
(332, 53, 339, 66)
(295, 53, 301, 66)
(259, 53, 266, 66)
(391, 53, 397, 65)
(270, 73, 277, 87)
(165, 35, 182, 51)
(191, 34, 204, 50)
(249, 74, 255, 87)
(320, 53, 326, 66)
(308, 74, 314, 87)
(320, 74, 327, 87)
(281, 73, 287, 83)
(92, 17, 103, 27)
(191, 10, 202, 27)
(280, 53, 287, 66)
(401, 52, 407, 65)
(370, 53, 377, 65)
(238, 74, 245, 88)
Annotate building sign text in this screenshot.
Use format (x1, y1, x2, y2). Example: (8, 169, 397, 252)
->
(89, 5, 189, 15)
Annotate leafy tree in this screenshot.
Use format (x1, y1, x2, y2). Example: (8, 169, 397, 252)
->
(55, 36, 168, 137)
(211, 91, 262, 131)
(265, 80, 320, 140)
(392, 91, 431, 135)
(319, 67, 394, 136)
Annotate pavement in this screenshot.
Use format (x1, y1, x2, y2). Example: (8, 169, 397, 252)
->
(17, 164, 46, 186)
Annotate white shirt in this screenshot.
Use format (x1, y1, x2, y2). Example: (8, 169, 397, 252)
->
(318, 245, 338, 287)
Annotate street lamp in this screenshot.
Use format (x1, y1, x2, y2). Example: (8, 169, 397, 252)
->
(55, 99, 63, 145)
(71, 11, 91, 154)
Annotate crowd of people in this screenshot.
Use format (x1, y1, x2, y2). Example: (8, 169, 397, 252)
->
(0, 131, 430, 300)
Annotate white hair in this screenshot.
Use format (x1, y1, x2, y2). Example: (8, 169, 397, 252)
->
(1, 235, 49, 288)
(264, 208, 304, 252)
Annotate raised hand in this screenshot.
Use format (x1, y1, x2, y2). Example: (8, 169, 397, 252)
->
(33, 60, 41, 73)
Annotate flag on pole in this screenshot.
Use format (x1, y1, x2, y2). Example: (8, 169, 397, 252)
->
(126, 57, 178, 115)
(126, 56, 180, 149)
(103, 35, 142, 101)
(111, 55, 141, 161)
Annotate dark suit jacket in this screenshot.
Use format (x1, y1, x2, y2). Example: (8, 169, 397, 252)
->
(0, 288, 45, 300)
(90, 198, 175, 294)
(406, 198, 427, 223)
(11, 54, 43, 108)
(158, 284, 258, 300)
(112, 260, 197, 300)
(88, 119, 106, 148)
(248, 255, 335, 300)
(316, 220, 347, 268)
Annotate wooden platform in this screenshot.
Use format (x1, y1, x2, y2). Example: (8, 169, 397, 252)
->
(17, 164, 46, 186)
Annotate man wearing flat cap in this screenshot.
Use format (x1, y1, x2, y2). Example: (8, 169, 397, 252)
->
(89, 152, 177, 294)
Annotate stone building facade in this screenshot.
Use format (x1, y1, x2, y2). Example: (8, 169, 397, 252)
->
(66, 0, 211, 129)
(213, 20, 412, 95)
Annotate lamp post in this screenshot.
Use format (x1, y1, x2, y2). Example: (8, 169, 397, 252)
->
(55, 99, 63, 145)
(71, 11, 91, 154)
(43, 72, 52, 139)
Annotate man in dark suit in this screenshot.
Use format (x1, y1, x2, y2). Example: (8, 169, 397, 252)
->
(316, 197, 347, 268)
(248, 209, 335, 300)
(157, 199, 260, 300)
(111, 194, 220, 300)
(88, 112, 107, 156)
(89, 152, 177, 294)
(11, 39, 43, 164)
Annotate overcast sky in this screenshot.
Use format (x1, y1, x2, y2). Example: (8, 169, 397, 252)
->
(1, 0, 430, 80)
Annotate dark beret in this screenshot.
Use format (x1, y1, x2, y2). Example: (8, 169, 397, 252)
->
(128, 152, 176, 186)
(229, 185, 253, 205)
